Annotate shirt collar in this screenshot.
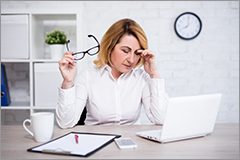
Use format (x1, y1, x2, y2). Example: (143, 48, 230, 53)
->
(99, 64, 139, 77)
(99, 65, 110, 76)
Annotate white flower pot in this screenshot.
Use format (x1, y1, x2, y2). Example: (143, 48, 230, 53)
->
(49, 44, 64, 60)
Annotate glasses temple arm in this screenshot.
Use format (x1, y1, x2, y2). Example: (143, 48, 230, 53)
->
(88, 35, 100, 46)
(66, 40, 70, 51)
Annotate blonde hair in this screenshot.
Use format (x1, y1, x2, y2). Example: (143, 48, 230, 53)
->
(93, 18, 148, 68)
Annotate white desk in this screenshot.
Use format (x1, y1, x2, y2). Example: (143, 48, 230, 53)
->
(1, 124, 239, 159)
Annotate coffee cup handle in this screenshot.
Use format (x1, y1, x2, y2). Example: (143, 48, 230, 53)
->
(23, 119, 34, 136)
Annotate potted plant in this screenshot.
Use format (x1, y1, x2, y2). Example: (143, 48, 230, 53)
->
(45, 30, 67, 60)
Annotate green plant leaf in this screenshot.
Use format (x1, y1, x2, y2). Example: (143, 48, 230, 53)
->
(45, 30, 68, 45)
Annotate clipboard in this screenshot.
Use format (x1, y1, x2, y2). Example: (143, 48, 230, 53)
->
(27, 132, 121, 157)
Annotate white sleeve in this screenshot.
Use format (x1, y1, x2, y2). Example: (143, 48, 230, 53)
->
(56, 72, 88, 129)
(142, 78, 169, 125)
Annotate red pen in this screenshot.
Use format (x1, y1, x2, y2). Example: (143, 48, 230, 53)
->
(75, 134, 79, 144)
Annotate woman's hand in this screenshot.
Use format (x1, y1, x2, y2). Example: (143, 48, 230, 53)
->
(139, 49, 160, 78)
(58, 52, 77, 89)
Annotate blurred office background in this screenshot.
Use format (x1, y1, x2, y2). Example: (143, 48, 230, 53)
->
(1, 1, 239, 124)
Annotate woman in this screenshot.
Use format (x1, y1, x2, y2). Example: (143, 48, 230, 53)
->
(56, 18, 168, 128)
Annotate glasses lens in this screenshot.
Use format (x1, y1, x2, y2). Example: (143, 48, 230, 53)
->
(88, 46, 99, 56)
(74, 52, 85, 60)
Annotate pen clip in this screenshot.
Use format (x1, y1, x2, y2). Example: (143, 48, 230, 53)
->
(75, 134, 79, 144)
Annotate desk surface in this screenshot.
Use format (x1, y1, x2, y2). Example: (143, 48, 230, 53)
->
(1, 124, 239, 159)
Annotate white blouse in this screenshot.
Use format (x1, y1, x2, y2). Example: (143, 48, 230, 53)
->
(56, 65, 169, 128)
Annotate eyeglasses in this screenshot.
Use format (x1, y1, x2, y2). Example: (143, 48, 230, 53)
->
(66, 35, 100, 61)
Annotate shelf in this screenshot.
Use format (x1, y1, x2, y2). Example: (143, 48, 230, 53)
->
(1, 59, 30, 63)
(1, 59, 61, 63)
(32, 106, 56, 110)
(1, 14, 29, 60)
(1, 11, 78, 125)
(33, 63, 62, 107)
(31, 14, 77, 60)
(2, 62, 30, 107)
(1, 106, 31, 110)
(1, 101, 30, 109)
(32, 59, 60, 63)
(1, 106, 56, 110)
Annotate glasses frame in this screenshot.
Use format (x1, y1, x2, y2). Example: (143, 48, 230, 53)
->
(66, 35, 100, 60)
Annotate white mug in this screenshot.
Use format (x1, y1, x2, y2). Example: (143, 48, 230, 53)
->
(23, 112, 54, 143)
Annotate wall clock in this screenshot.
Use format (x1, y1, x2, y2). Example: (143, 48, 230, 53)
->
(174, 12, 202, 40)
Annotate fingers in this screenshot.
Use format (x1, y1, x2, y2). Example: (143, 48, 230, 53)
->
(59, 52, 75, 66)
(134, 49, 144, 55)
(135, 49, 154, 57)
(136, 49, 155, 62)
(141, 49, 154, 57)
(64, 51, 75, 62)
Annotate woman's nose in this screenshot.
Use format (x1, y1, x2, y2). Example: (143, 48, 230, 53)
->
(127, 53, 135, 64)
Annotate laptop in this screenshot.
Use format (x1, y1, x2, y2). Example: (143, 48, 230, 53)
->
(136, 93, 222, 143)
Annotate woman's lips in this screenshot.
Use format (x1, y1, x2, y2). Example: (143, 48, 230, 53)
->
(123, 64, 132, 69)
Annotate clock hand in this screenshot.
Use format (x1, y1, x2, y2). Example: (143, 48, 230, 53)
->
(184, 16, 190, 28)
(181, 16, 190, 30)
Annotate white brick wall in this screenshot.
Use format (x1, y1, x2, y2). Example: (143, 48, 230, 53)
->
(1, 1, 239, 124)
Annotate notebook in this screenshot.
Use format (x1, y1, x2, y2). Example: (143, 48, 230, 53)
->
(136, 93, 222, 143)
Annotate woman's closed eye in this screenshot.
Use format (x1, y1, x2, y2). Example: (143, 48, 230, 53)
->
(122, 49, 130, 54)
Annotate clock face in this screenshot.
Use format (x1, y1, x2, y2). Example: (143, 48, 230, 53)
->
(174, 12, 202, 40)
